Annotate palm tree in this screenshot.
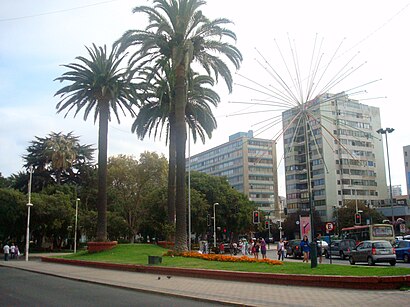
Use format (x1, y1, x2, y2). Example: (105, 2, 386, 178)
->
(118, 0, 242, 251)
(54, 44, 139, 242)
(23, 131, 94, 187)
(132, 65, 220, 226)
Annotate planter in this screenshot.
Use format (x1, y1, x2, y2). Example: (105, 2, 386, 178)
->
(87, 241, 118, 253)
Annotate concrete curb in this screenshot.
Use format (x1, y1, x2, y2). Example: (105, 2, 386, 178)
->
(41, 257, 410, 290)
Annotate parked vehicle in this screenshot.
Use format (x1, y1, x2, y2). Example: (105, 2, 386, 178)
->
(349, 240, 396, 266)
(324, 240, 341, 258)
(395, 240, 410, 263)
(324, 239, 356, 259)
(285, 239, 302, 258)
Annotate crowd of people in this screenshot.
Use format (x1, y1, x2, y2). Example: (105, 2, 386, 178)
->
(2, 242, 20, 261)
(200, 233, 325, 264)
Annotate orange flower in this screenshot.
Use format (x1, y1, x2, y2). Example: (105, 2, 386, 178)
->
(164, 251, 283, 265)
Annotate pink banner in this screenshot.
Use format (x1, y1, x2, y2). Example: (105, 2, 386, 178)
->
(300, 215, 311, 241)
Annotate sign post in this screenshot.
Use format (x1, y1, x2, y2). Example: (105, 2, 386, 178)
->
(325, 222, 334, 264)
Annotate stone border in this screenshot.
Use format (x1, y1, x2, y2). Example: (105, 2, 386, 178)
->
(41, 257, 410, 290)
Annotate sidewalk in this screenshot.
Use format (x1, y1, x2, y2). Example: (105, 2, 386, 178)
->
(1, 258, 409, 307)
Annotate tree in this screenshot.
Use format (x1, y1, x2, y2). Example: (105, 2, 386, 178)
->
(131, 66, 220, 227)
(119, 0, 242, 251)
(107, 153, 168, 242)
(23, 132, 94, 187)
(54, 44, 140, 241)
(189, 171, 255, 241)
(335, 200, 385, 230)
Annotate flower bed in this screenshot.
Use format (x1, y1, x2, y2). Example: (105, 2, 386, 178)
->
(164, 251, 283, 265)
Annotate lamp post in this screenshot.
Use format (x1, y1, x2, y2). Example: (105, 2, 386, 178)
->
(74, 198, 80, 253)
(25, 166, 33, 262)
(213, 202, 219, 247)
(188, 130, 192, 251)
(377, 127, 395, 223)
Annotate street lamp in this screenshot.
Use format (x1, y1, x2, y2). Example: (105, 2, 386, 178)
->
(377, 127, 395, 223)
(74, 198, 80, 253)
(213, 202, 219, 247)
(25, 166, 33, 262)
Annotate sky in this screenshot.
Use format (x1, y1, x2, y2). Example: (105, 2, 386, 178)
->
(1, 0, 410, 196)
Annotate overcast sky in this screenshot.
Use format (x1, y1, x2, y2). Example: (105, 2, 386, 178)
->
(1, 0, 410, 196)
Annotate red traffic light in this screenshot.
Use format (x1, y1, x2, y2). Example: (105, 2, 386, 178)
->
(355, 213, 361, 225)
(253, 211, 260, 224)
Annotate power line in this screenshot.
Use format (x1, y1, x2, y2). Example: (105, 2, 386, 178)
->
(0, 0, 123, 22)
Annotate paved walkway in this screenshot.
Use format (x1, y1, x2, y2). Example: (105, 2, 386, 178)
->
(1, 258, 409, 307)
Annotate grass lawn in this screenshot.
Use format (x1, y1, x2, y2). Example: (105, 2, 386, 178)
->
(60, 244, 410, 277)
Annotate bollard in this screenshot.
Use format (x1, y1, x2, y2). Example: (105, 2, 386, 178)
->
(310, 242, 317, 268)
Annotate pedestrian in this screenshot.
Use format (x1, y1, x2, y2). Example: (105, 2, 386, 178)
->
(10, 243, 15, 259)
(316, 233, 323, 264)
(254, 239, 260, 260)
(260, 238, 267, 259)
(277, 238, 285, 261)
(251, 239, 256, 258)
(241, 239, 246, 255)
(219, 242, 225, 254)
(232, 242, 238, 255)
(15, 245, 20, 259)
(300, 235, 310, 263)
(3, 243, 10, 261)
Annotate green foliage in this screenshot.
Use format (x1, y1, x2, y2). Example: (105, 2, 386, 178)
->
(335, 200, 385, 230)
(107, 153, 168, 241)
(0, 188, 27, 242)
(189, 171, 256, 239)
(22, 132, 94, 188)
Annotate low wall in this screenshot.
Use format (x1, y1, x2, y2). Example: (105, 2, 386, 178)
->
(41, 257, 410, 290)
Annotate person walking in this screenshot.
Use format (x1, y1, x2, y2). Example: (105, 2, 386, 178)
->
(277, 238, 285, 261)
(300, 235, 310, 263)
(254, 239, 260, 260)
(316, 233, 323, 264)
(14, 245, 20, 259)
(3, 243, 10, 261)
(10, 243, 16, 259)
(260, 238, 267, 259)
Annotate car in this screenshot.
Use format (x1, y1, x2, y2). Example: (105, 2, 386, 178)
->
(324, 239, 356, 259)
(285, 239, 302, 258)
(395, 240, 410, 263)
(317, 240, 328, 255)
(349, 240, 396, 266)
(324, 240, 341, 258)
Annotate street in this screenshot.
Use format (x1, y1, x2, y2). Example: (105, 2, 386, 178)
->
(0, 267, 219, 307)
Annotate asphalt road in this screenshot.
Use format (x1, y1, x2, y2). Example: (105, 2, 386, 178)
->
(0, 267, 221, 307)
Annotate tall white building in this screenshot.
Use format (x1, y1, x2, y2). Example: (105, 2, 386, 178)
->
(404, 145, 410, 196)
(282, 93, 388, 221)
(189, 131, 280, 215)
(388, 185, 402, 198)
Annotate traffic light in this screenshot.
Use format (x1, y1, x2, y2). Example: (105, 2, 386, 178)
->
(253, 211, 260, 224)
(265, 221, 269, 229)
(355, 213, 361, 225)
(284, 208, 288, 215)
(206, 214, 211, 226)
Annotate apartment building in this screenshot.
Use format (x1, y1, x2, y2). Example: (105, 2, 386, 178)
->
(189, 131, 280, 215)
(282, 93, 388, 221)
(404, 145, 410, 197)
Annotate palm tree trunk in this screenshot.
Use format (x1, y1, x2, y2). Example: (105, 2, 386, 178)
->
(167, 112, 176, 226)
(96, 101, 109, 242)
(174, 64, 188, 252)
